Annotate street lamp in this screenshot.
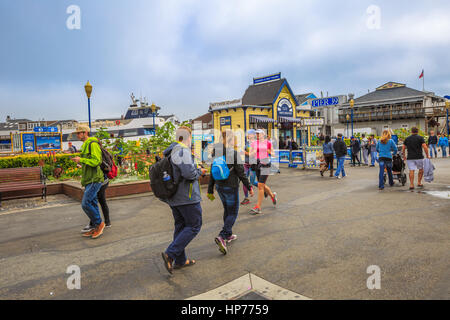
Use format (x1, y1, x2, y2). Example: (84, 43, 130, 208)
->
(349, 98, 355, 137)
(346, 114, 350, 138)
(151, 103, 157, 135)
(84, 81, 93, 129)
(446, 99, 450, 136)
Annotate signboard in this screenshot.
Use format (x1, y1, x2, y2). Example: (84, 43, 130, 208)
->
(203, 134, 214, 142)
(277, 98, 293, 117)
(34, 126, 58, 133)
(302, 146, 323, 169)
(144, 128, 155, 135)
(302, 118, 324, 126)
(278, 150, 290, 163)
(22, 133, 36, 153)
(210, 99, 242, 109)
(220, 116, 231, 126)
(291, 151, 303, 164)
(253, 73, 281, 85)
(36, 135, 61, 151)
(311, 97, 339, 108)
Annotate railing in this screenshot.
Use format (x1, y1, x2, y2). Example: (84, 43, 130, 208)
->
(339, 106, 425, 123)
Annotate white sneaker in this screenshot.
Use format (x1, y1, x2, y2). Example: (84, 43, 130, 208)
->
(336, 176, 341, 179)
(81, 223, 94, 233)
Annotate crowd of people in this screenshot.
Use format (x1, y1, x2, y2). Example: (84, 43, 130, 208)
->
(70, 123, 446, 275)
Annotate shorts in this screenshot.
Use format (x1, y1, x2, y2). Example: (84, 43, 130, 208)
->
(255, 164, 271, 184)
(407, 159, 424, 171)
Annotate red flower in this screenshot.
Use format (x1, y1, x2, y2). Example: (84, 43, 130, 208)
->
(134, 162, 138, 170)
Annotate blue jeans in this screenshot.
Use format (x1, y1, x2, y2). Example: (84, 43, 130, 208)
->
(216, 186, 239, 239)
(379, 159, 394, 189)
(166, 203, 202, 266)
(243, 166, 257, 197)
(429, 144, 437, 157)
(370, 151, 378, 165)
(441, 146, 448, 157)
(335, 157, 346, 177)
(81, 182, 103, 226)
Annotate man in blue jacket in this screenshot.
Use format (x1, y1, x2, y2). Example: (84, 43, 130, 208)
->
(161, 126, 207, 274)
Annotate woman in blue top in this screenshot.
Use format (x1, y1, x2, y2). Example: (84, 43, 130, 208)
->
(438, 134, 449, 157)
(321, 135, 334, 177)
(376, 130, 398, 190)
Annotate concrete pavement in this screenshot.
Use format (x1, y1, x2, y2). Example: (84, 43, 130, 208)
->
(0, 158, 449, 300)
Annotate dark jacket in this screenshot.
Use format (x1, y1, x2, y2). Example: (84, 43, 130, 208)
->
(428, 135, 438, 145)
(333, 138, 348, 158)
(163, 142, 202, 207)
(351, 139, 361, 153)
(208, 143, 251, 194)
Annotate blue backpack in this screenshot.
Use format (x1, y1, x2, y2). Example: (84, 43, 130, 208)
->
(211, 156, 230, 181)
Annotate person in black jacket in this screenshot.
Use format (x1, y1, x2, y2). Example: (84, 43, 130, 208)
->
(427, 130, 438, 158)
(350, 136, 361, 166)
(333, 133, 348, 179)
(207, 130, 253, 255)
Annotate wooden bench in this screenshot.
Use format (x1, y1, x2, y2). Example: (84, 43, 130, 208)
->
(0, 167, 47, 205)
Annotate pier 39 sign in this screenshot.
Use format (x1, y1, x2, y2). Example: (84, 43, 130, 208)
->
(311, 97, 339, 108)
(277, 98, 293, 117)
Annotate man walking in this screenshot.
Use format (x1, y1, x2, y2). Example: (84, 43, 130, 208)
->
(361, 134, 369, 165)
(427, 130, 438, 158)
(71, 125, 105, 239)
(402, 127, 430, 190)
(350, 136, 361, 166)
(161, 126, 207, 274)
(333, 133, 347, 179)
(369, 134, 378, 166)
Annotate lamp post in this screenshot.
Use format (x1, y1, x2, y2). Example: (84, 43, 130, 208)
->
(151, 103, 157, 136)
(349, 98, 355, 137)
(446, 100, 450, 136)
(346, 114, 350, 138)
(84, 81, 93, 129)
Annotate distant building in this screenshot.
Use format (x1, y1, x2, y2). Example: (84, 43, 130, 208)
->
(338, 82, 446, 136)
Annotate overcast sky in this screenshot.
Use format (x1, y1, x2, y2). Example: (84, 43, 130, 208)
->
(1, 0, 449, 122)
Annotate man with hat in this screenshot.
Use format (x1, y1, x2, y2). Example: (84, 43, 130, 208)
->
(71, 124, 105, 239)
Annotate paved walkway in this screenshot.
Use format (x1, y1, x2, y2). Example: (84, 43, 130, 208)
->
(0, 159, 449, 300)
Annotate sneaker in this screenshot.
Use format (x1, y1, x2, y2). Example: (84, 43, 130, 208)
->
(105, 221, 112, 228)
(320, 170, 324, 177)
(240, 198, 250, 205)
(82, 229, 96, 237)
(250, 206, 262, 215)
(264, 191, 268, 198)
(91, 222, 105, 239)
(271, 192, 277, 205)
(214, 236, 227, 255)
(226, 235, 237, 243)
(335, 176, 341, 179)
(81, 223, 94, 233)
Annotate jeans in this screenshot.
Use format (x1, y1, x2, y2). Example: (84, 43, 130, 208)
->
(351, 152, 361, 165)
(429, 144, 437, 158)
(379, 159, 394, 189)
(370, 151, 378, 165)
(243, 166, 257, 197)
(97, 181, 110, 224)
(81, 182, 103, 226)
(216, 186, 240, 239)
(335, 157, 346, 177)
(441, 146, 448, 157)
(166, 203, 202, 266)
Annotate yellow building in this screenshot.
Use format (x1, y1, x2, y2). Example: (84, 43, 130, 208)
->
(209, 73, 321, 147)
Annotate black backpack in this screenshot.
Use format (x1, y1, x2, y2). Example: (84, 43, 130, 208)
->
(88, 141, 114, 175)
(149, 155, 178, 201)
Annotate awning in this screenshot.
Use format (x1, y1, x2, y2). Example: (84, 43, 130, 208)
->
(249, 115, 275, 123)
(278, 116, 302, 123)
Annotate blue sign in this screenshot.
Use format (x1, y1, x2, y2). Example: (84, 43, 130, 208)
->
(444, 95, 450, 99)
(277, 98, 293, 117)
(34, 126, 58, 133)
(220, 116, 231, 126)
(36, 136, 61, 151)
(311, 97, 339, 108)
(253, 73, 281, 85)
(22, 133, 36, 152)
(144, 128, 155, 135)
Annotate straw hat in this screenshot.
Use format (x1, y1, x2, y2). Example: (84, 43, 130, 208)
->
(74, 124, 90, 133)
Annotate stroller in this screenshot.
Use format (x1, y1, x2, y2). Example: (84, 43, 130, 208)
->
(384, 154, 407, 186)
